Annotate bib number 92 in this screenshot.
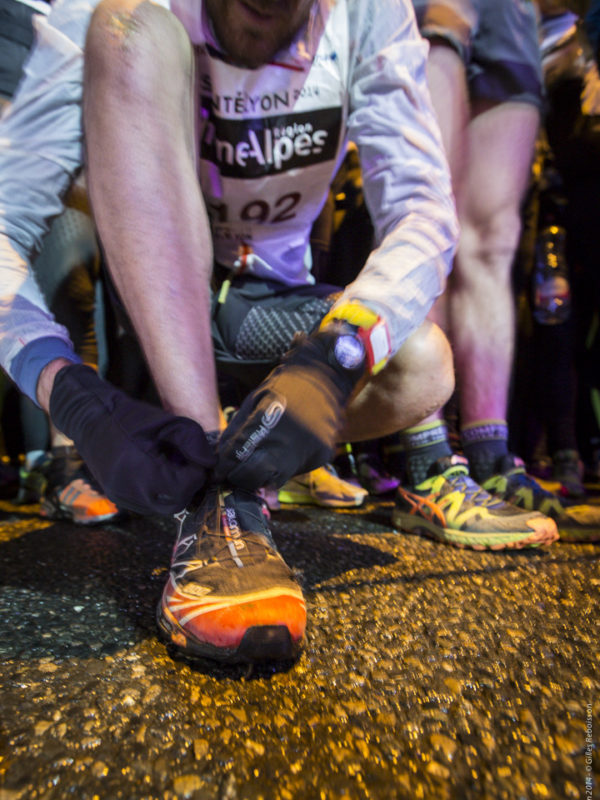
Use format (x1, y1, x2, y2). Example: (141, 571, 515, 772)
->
(208, 192, 301, 225)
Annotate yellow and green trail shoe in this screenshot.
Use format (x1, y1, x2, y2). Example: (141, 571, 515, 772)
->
(278, 464, 368, 508)
(393, 455, 558, 550)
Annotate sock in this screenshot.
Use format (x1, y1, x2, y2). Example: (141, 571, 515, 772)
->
(402, 421, 453, 486)
(461, 420, 509, 483)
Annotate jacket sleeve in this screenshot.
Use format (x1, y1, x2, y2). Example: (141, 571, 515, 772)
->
(0, 0, 99, 401)
(340, 0, 458, 354)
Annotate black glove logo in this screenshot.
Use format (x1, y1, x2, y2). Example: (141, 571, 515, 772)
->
(216, 328, 367, 490)
(234, 396, 287, 462)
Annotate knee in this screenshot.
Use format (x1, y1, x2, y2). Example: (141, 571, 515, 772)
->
(404, 320, 455, 412)
(459, 206, 523, 278)
(85, 0, 192, 92)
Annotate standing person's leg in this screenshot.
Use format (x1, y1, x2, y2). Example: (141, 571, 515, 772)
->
(451, 99, 540, 479)
(83, 0, 220, 433)
(391, 97, 556, 550)
(413, 0, 541, 481)
(450, 2, 600, 539)
(390, 40, 469, 489)
(445, 0, 544, 483)
(425, 41, 470, 195)
(390, 2, 557, 550)
(461, 105, 600, 539)
(18, 207, 120, 522)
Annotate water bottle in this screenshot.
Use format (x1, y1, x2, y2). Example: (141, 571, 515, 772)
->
(532, 224, 572, 325)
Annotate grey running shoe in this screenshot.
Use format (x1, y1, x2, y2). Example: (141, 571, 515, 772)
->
(482, 454, 600, 543)
(552, 449, 585, 499)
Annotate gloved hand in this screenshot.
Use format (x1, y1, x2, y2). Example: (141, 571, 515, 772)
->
(215, 326, 367, 490)
(49, 364, 216, 515)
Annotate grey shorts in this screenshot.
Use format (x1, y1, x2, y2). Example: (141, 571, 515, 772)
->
(411, 0, 543, 109)
(0, 0, 37, 99)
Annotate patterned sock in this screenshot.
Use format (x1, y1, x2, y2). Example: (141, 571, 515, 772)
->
(461, 420, 509, 483)
(402, 421, 453, 486)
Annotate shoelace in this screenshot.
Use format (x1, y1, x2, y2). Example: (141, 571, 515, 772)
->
(174, 492, 272, 572)
(446, 469, 504, 509)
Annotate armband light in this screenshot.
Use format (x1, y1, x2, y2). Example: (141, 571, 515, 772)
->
(319, 301, 393, 375)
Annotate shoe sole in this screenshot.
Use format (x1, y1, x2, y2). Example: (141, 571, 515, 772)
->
(156, 602, 302, 664)
(40, 498, 119, 526)
(555, 517, 600, 543)
(278, 489, 366, 508)
(557, 529, 600, 543)
(391, 509, 559, 551)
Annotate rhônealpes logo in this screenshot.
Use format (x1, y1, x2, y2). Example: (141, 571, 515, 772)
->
(200, 104, 342, 178)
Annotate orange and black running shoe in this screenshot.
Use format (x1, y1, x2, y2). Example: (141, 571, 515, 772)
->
(157, 486, 306, 663)
(40, 445, 119, 525)
(392, 455, 558, 550)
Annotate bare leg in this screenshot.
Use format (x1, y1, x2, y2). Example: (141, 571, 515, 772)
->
(422, 42, 539, 427)
(343, 320, 455, 441)
(425, 42, 470, 193)
(450, 101, 539, 423)
(410, 42, 469, 428)
(83, 0, 220, 431)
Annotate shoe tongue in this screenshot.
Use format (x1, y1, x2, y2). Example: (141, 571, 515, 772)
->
(429, 454, 469, 477)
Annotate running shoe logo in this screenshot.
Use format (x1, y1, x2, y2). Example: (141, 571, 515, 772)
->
(224, 507, 245, 552)
(235, 399, 286, 462)
(397, 488, 446, 526)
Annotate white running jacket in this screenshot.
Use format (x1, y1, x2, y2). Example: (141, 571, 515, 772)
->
(0, 0, 458, 400)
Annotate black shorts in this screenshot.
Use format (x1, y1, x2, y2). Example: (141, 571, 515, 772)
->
(104, 266, 339, 391)
(211, 273, 339, 388)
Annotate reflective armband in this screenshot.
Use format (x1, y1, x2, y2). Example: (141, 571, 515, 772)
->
(319, 301, 393, 375)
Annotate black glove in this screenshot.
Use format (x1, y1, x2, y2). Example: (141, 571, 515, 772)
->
(215, 325, 367, 490)
(49, 364, 216, 515)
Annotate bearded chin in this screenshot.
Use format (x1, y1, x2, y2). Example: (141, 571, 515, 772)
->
(224, 32, 286, 69)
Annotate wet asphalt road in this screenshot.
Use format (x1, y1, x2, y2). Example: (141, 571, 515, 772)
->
(0, 492, 598, 800)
